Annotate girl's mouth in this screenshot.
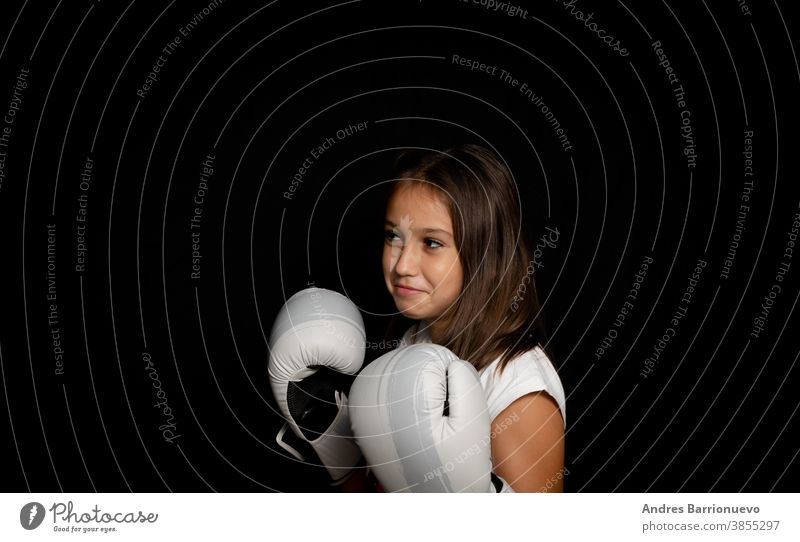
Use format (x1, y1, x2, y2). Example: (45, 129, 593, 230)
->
(394, 285, 424, 297)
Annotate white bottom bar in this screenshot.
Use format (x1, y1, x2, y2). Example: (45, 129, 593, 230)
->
(2, 493, 798, 541)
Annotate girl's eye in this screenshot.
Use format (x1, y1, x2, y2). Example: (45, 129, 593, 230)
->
(384, 230, 401, 244)
(425, 238, 443, 249)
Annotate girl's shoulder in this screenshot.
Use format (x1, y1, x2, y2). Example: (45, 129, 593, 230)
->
(479, 345, 566, 426)
(480, 344, 555, 376)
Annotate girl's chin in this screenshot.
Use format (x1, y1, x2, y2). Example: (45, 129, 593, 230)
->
(395, 302, 429, 320)
(397, 308, 423, 319)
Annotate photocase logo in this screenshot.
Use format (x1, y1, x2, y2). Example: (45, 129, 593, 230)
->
(20, 502, 45, 530)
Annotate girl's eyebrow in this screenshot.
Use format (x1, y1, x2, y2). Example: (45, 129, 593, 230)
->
(385, 220, 452, 237)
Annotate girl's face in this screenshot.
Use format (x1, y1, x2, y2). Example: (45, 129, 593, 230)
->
(382, 184, 463, 323)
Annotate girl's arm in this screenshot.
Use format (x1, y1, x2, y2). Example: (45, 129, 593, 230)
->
(490, 392, 565, 492)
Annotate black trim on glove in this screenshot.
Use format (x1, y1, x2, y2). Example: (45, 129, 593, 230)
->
(286, 367, 355, 440)
(490, 473, 504, 493)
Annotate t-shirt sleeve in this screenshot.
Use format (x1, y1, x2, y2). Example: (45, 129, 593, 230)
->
(480, 348, 566, 427)
(397, 325, 414, 347)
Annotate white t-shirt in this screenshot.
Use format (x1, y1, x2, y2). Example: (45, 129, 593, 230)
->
(398, 322, 566, 427)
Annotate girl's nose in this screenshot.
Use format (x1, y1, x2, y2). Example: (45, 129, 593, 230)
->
(394, 243, 419, 276)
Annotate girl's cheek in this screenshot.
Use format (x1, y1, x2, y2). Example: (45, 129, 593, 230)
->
(382, 247, 396, 273)
(390, 247, 401, 262)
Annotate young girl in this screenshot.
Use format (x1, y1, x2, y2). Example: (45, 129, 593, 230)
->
(381, 144, 566, 492)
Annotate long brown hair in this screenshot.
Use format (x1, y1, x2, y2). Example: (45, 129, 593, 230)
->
(384, 144, 553, 374)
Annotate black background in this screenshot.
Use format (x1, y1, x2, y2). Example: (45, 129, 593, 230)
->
(0, 0, 798, 492)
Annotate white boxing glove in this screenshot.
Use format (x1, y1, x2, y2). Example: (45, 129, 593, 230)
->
(268, 287, 365, 484)
(349, 343, 500, 492)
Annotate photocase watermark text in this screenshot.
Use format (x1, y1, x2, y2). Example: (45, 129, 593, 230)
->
(49, 501, 158, 524)
(422, 412, 520, 483)
(595, 254, 653, 361)
(511, 226, 559, 312)
(640, 258, 706, 379)
(144, 352, 182, 443)
(284, 121, 369, 200)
